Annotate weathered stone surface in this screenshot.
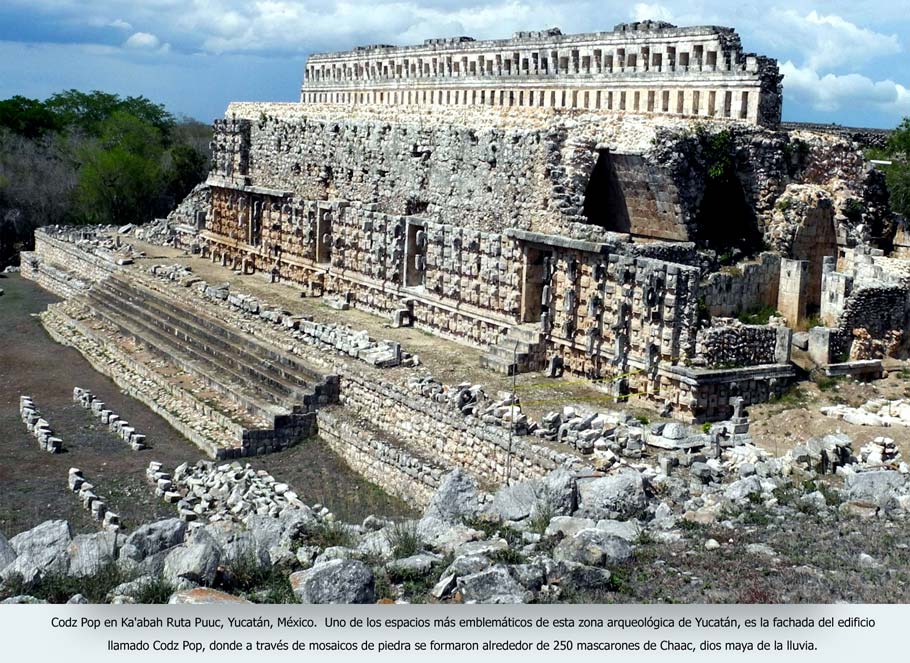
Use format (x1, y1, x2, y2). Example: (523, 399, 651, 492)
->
(120, 518, 186, 562)
(442, 554, 492, 579)
(553, 529, 633, 567)
(544, 516, 596, 538)
(169, 588, 252, 604)
(724, 476, 763, 501)
(386, 553, 440, 577)
(456, 566, 532, 604)
(2, 520, 72, 583)
(192, 522, 269, 569)
(844, 471, 905, 504)
(576, 469, 648, 520)
(67, 532, 118, 578)
(548, 560, 614, 592)
(0, 532, 16, 571)
(417, 517, 481, 553)
(487, 469, 578, 522)
(454, 538, 509, 557)
(1, 595, 47, 604)
(109, 575, 159, 602)
(488, 481, 539, 522)
(244, 511, 315, 566)
(289, 560, 376, 604)
(423, 469, 482, 524)
(162, 542, 221, 588)
(594, 519, 642, 542)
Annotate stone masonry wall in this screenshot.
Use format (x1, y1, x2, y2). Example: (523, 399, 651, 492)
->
(700, 253, 780, 317)
(695, 321, 781, 368)
(316, 408, 441, 507)
(337, 372, 585, 487)
(302, 23, 780, 126)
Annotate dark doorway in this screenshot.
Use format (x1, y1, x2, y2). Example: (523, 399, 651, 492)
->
(521, 245, 552, 323)
(692, 173, 762, 259)
(404, 221, 426, 287)
(315, 207, 332, 264)
(582, 149, 631, 232)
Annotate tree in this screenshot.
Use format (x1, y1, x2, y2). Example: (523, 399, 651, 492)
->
(75, 112, 165, 225)
(888, 117, 910, 158)
(0, 96, 62, 138)
(45, 90, 175, 138)
(877, 117, 910, 220)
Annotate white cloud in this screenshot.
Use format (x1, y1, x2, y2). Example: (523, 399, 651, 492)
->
(630, 4, 674, 23)
(109, 19, 133, 31)
(781, 60, 910, 115)
(767, 9, 901, 71)
(124, 31, 160, 49)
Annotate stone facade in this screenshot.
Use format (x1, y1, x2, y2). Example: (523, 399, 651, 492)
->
(302, 22, 782, 127)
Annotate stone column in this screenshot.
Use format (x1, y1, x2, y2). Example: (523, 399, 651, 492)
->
(777, 258, 809, 327)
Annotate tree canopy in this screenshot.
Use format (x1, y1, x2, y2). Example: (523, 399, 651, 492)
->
(871, 118, 910, 222)
(0, 89, 210, 267)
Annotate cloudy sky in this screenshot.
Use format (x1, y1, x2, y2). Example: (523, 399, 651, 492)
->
(0, 1, 907, 127)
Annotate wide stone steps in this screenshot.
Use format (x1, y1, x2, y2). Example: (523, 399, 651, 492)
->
(106, 275, 322, 395)
(86, 287, 290, 422)
(95, 278, 317, 409)
(84, 276, 337, 432)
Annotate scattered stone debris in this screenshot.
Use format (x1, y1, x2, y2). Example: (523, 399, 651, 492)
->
(4, 447, 910, 604)
(66, 469, 121, 532)
(18, 396, 63, 453)
(73, 387, 148, 451)
(822, 399, 910, 427)
(146, 460, 310, 523)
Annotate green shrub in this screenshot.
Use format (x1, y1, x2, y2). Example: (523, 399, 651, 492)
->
(386, 520, 424, 559)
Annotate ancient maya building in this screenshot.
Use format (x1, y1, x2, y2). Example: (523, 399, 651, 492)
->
(19, 21, 910, 501)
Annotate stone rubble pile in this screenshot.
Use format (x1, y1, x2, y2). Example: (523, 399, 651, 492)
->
(147, 264, 200, 287)
(146, 460, 311, 524)
(408, 376, 534, 432)
(18, 396, 63, 453)
(73, 387, 147, 451)
(42, 224, 138, 265)
(5, 440, 910, 604)
(66, 469, 121, 532)
(787, 433, 854, 475)
(858, 437, 902, 468)
(821, 399, 910, 427)
(134, 218, 179, 245)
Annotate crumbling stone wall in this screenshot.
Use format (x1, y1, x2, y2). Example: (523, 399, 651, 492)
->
(695, 320, 781, 368)
(337, 372, 583, 487)
(834, 286, 908, 360)
(700, 253, 780, 317)
(19, 229, 121, 299)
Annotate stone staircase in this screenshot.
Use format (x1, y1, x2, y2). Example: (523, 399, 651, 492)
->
(479, 324, 547, 376)
(82, 273, 339, 454)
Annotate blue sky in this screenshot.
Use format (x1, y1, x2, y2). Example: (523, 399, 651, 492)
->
(0, 1, 907, 128)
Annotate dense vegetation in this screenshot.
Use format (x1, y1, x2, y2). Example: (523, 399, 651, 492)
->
(0, 90, 210, 268)
(869, 117, 910, 223)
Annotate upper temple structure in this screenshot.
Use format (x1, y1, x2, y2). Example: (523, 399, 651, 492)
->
(22, 21, 909, 431)
(301, 22, 783, 127)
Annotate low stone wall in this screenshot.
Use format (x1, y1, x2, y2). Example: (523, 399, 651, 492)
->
(316, 408, 442, 507)
(337, 372, 585, 487)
